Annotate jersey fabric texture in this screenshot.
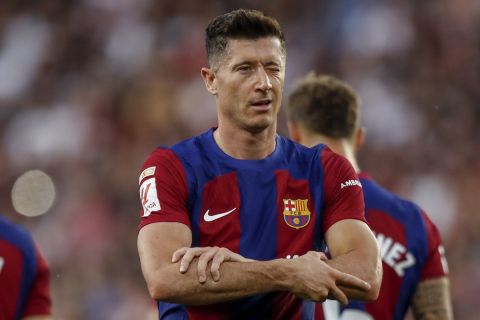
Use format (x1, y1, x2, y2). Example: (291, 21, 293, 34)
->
(318, 173, 448, 320)
(138, 128, 366, 320)
(0, 216, 51, 320)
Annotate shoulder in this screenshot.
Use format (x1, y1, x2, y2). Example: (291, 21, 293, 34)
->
(318, 146, 359, 184)
(361, 177, 433, 237)
(0, 216, 35, 256)
(361, 177, 419, 212)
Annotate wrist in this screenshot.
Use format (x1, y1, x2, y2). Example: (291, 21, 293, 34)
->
(265, 258, 294, 291)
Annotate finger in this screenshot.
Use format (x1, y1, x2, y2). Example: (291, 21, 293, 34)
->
(197, 248, 219, 283)
(211, 254, 226, 281)
(179, 247, 208, 273)
(230, 252, 250, 262)
(318, 252, 328, 262)
(329, 284, 349, 305)
(335, 271, 371, 292)
(172, 247, 189, 263)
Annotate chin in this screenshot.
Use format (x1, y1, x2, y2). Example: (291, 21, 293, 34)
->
(243, 117, 274, 133)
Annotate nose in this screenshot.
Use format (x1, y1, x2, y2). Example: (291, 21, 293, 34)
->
(254, 67, 272, 92)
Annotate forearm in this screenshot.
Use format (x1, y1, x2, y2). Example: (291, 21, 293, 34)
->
(149, 258, 289, 305)
(327, 249, 382, 301)
(412, 277, 453, 320)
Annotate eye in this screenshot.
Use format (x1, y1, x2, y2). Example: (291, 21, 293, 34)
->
(266, 65, 281, 73)
(237, 65, 252, 72)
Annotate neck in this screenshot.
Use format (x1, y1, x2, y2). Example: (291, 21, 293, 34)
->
(302, 133, 360, 173)
(214, 123, 277, 160)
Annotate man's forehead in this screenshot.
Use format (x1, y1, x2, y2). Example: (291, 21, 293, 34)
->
(224, 37, 284, 63)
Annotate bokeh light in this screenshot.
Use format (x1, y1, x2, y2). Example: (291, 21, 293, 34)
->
(11, 169, 56, 217)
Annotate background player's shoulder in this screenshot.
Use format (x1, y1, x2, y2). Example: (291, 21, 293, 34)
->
(0, 216, 36, 255)
(0, 216, 31, 240)
(279, 134, 326, 157)
(362, 177, 426, 227)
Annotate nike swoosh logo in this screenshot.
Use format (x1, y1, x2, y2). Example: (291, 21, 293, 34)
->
(203, 208, 236, 222)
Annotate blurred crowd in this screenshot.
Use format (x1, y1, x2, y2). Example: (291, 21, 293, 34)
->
(0, 0, 479, 319)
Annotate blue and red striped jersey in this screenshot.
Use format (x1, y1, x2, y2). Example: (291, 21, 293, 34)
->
(0, 216, 51, 320)
(138, 128, 366, 320)
(318, 173, 448, 320)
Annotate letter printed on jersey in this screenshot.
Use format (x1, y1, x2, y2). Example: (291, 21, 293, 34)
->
(140, 177, 161, 217)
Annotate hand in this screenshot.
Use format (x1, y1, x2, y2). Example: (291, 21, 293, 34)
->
(287, 251, 370, 305)
(172, 246, 253, 283)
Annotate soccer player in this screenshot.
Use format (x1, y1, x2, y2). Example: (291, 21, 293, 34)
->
(0, 215, 52, 320)
(137, 9, 381, 319)
(285, 73, 453, 320)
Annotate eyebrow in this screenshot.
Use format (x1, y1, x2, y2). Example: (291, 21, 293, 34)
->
(231, 59, 282, 70)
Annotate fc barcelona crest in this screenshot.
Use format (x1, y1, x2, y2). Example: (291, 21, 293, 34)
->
(283, 199, 311, 229)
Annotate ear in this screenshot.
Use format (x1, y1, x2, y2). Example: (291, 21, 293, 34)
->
(287, 121, 301, 143)
(354, 127, 366, 151)
(201, 67, 217, 95)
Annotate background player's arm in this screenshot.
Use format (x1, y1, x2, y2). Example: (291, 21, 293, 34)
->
(22, 316, 52, 320)
(138, 221, 370, 305)
(325, 219, 382, 301)
(411, 211, 453, 319)
(411, 277, 453, 320)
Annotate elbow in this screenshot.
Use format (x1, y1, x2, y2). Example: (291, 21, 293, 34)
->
(145, 269, 178, 301)
(147, 282, 170, 301)
(364, 282, 380, 302)
(147, 279, 171, 301)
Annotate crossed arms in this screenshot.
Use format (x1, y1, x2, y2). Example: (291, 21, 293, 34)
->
(137, 218, 382, 306)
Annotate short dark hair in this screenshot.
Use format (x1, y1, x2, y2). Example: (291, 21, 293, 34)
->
(205, 9, 286, 69)
(286, 73, 360, 139)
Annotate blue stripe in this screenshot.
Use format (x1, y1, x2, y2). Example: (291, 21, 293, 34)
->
(158, 301, 188, 320)
(393, 202, 428, 319)
(309, 145, 326, 251)
(301, 300, 315, 320)
(0, 216, 37, 320)
(237, 168, 277, 260)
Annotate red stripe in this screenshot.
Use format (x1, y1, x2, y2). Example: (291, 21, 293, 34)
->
(314, 303, 325, 320)
(273, 170, 316, 319)
(0, 240, 24, 319)
(189, 172, 241, 319)
(365, 209, 406, 318)
(198, 172, 241, 251)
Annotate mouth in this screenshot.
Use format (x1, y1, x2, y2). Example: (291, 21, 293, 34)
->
(249, 98, 273, 110)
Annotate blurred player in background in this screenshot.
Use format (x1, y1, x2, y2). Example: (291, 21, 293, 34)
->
(0, 215, 52, 320)
(286, 73, 453, 320)
(137, 9, 381, 320)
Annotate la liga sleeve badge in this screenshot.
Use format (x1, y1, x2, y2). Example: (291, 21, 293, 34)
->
(283, 199, 311, 229)
(139, 177, 161, 217)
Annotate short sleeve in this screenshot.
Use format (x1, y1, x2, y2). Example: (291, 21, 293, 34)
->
(321, 147, 366, 233)
(23, 244, 51, 317)
(420, 210, 449, 279)
(138, 148, 190, 229)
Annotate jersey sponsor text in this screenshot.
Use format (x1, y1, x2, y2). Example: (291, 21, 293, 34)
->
(340, 179, 362, 189)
